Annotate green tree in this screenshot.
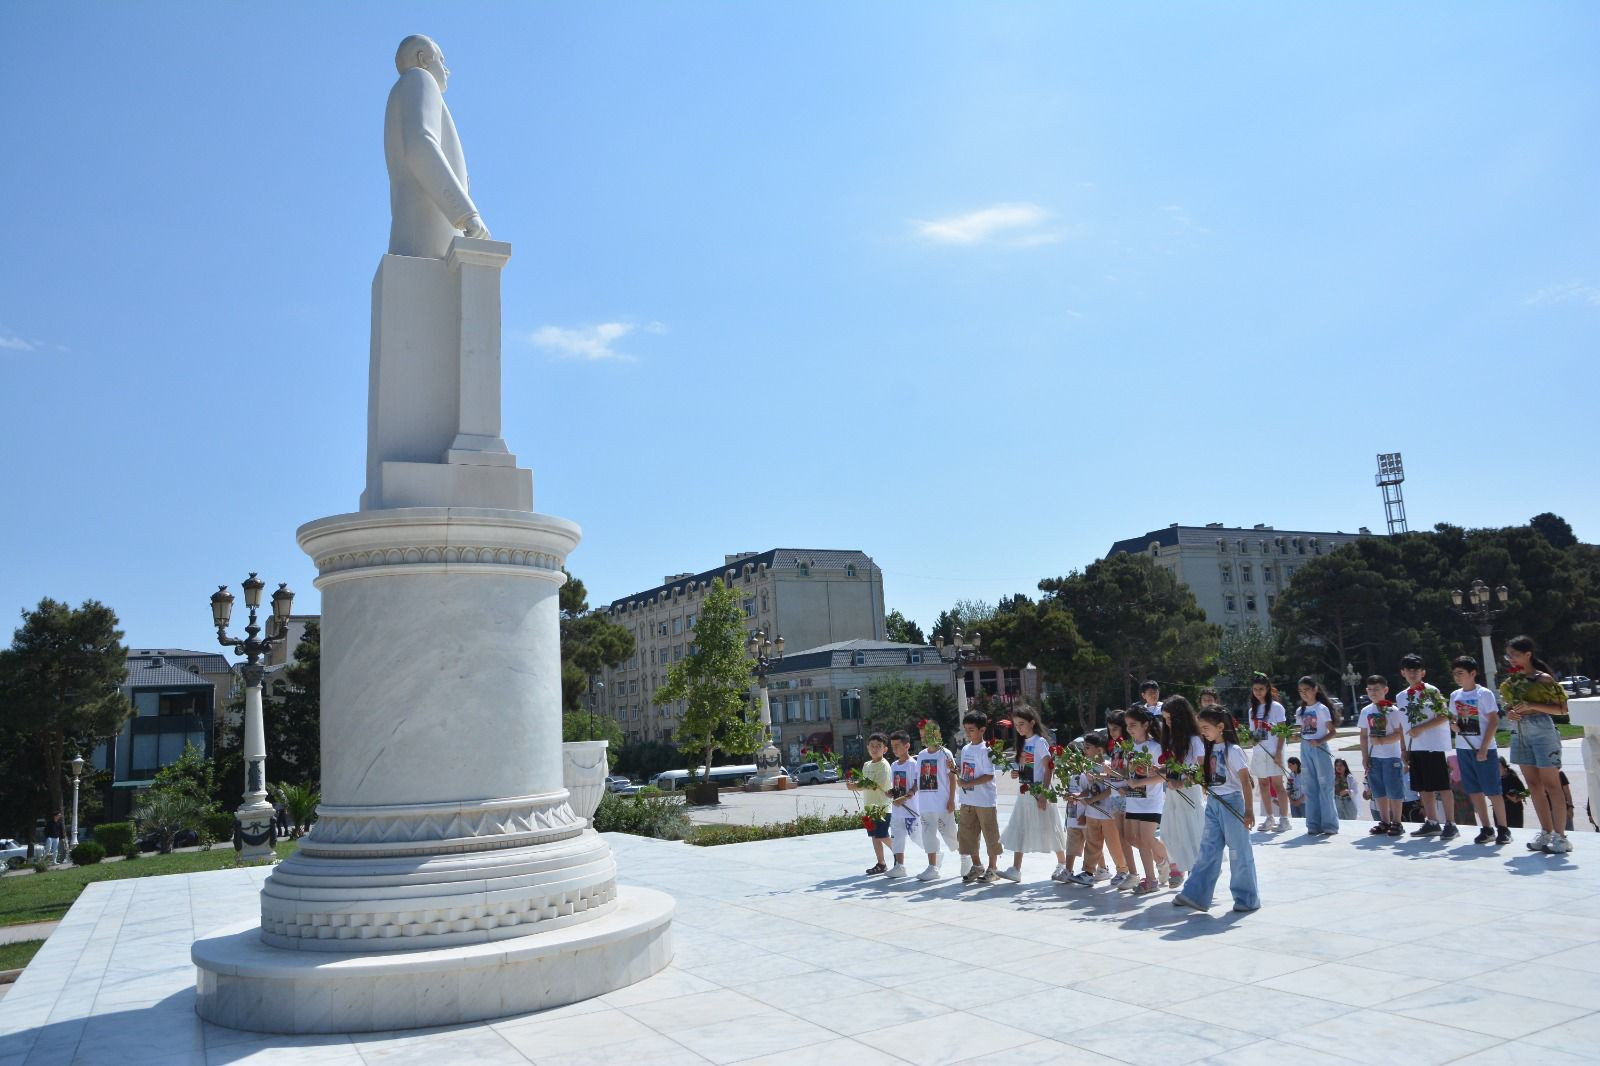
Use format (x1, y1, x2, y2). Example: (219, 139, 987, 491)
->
(1213, 623, 1281, 699)
(133, 787, 208, 853)
(0, 599, 130, 824)
(978, 594, 1099, 734)
(272, 781, 321, 837)
(560, 571, 636, 713)
(276, 622, 322, 784)
(1043, 554, 1219, 707)
(562, 711, 624, 769)
(655, 580, 760, 776)
(884, 609, 925, 645)
(150, 741, 219, 807)
(861, 676, 959, 737)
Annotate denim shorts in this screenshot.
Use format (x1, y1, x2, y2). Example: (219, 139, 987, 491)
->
(1510, 714, 1562, 769)
(1455, 748, 1502, 795)
(1368, 756, 1405, 801)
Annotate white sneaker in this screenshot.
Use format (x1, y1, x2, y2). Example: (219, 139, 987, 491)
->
(1108, 872, 1130, 888)
(995, 866, 1022, 882)
(1275, 818, 1291, 832)
(1550, 835, 1573, 854)
(1093, 867, 1110, 882)
(1068, 871, 1095, 887)
(916, 864, 941, 881)
(1050, 863, 1069, 881)
(886, 864, 907, 878)
(1527, 831, 1551, 852)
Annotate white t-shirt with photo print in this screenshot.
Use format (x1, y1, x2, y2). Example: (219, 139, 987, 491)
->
(1450, 686, 1500, 751)
(1398, 683, 1450, 754)
(958, 741, 997, 807)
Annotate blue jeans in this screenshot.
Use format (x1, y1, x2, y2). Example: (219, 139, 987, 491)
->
(1181, 792, 1259, 910)
(1300, 742, 1339, 833)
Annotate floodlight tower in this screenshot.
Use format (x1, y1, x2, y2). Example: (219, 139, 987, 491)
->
(1375, 452, 1409, 534)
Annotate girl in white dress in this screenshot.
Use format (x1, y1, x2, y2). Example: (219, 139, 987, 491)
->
(1158, 696, 1207, 881)
(998, 704, 1068, 882)
(1245, 673, 1291, 831)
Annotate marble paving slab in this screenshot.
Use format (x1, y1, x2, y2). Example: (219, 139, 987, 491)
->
(1, 818, 1595, 1065)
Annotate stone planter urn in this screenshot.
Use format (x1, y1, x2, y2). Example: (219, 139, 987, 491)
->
(562, 740, 610, 822)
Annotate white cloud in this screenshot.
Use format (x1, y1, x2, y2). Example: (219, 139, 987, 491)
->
(0, 333, 37, 352)
(1525, 282, 1600, 308)
(529, 322, 656, 363)
(912, 202, 1059, 247)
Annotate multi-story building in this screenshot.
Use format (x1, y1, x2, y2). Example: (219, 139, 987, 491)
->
(95, 648, 236, 820)
(598, 549, 885, 743)
(1107, 523, 1370, 633)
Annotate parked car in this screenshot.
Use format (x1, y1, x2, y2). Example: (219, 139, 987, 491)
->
(137, 828, 199, 853)
(1, 838, 28, 869)
(611, 783, 646, 797)
(604, 775, 632, 792)
(792, 762, 840, 786)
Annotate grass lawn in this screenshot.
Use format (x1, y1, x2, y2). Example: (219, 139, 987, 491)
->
(0, 940, 45, 971)
(0, 841, 298, 927)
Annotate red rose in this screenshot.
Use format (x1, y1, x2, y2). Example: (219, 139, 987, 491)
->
(861, 816, 874, 830)
(918, 719, 928, 728)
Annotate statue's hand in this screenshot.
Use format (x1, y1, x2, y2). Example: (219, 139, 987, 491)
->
(460, 213, 491, 240)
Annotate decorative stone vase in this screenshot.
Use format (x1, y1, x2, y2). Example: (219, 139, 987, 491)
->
(562, 740, 610, 822)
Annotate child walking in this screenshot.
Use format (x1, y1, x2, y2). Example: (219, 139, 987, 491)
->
(957, 712, 1003, 883)
(1245, 673, 1291, 831)
(885, 730, 920, 878)
(1450, 655, 1509, 845)
(1360, 675, 1407, 837)
(913, 720, 959, 880)
(1120, 707, 1166, 895)
(1067, 733, 1127, 886)
(848, 733, 893, 873)
(1158, 696, 1207, 886)
(1174, 708, 1259, 913)
(997, 704, 1068, 882)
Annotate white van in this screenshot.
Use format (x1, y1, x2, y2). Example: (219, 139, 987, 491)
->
(651, 764, 758, 791)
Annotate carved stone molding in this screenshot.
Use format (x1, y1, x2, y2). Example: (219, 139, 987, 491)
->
(297, 794, 583, 857)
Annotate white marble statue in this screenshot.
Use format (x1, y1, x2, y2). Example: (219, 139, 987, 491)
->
(386, 34, 490, 258)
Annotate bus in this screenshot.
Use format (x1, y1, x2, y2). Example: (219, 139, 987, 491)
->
(651, 764, 758, 791)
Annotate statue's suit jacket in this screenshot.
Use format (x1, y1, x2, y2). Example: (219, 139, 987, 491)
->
(385, 67, 478, 259)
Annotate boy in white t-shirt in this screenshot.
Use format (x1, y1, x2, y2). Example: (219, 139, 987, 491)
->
(1398, 652, 1457, 840)
(1360, 674, 1409, 838)
(885, 731, 919, 878)
(956, 712, 1003, 883)
(1451, 655, 1509, 845)
(913, 720, 959, 881)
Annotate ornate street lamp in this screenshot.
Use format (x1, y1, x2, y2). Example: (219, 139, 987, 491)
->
(935, 628, 982, 715)
(213, 573, 295, 864)
(69, 754, 85, 848)
(1341, 663, 1362, 726)
(746, 627, 785, 789)
(1451, 578, 1510, 691)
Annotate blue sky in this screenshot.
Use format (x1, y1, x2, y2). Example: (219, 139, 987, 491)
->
(3, 3, 1597, 653)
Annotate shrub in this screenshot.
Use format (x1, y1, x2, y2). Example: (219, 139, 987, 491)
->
(203, 811, 237, 840)
(687, 811, 861, 847)
(29, 856, 51, 873)
(69, 841, 106, 866)
(592, 791, 690, 840)
(92, 822, 134, 856)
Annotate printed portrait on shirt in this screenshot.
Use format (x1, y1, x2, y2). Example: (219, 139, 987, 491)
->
(1455, 699, 1481, 736)
(918, 757, 940, 792)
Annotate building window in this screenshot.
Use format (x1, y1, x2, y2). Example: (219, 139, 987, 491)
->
(818, 692, 831, 720)
(658, 622, 668, 637)
(1221, 564, 1232, 583)
(1263, 566, 1274, 583)
(1003, 669, 1021, 696)
(797, 562, 809, 576)
(803, 695, 816, 722)
(908, 650, 922, 664)
(686, 613, 695, 630)
(845, 564, 856, 577)
(1241, 563, 1252, 583)
(673, 644, 683, 661)
(687, 643, 697, 656)
(1225, 595, 1237, 611)
(672, 617, 683, 635)
(1246, 597, 1257, 612)
(760, 591, 769, 613)
(853, 650, 866, 666)
(979, 670, 999, 696)
(743, 597, 755, 618)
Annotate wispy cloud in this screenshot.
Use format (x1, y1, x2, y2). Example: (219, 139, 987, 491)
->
(0, 332, 37, 352)
(1524, 282, 1600, 308)
(911, 202, 1062, 247)
(1161, 204, 1210, 235)
(528, 321, 663, 362)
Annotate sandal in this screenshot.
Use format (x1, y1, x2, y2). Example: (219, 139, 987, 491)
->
(865, 863, 887, 875)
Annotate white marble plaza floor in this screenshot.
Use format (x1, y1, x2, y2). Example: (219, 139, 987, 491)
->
(2, 816, 1598, 1066)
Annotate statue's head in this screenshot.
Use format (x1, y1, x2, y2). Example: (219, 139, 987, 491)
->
(395, 34, 449, 92)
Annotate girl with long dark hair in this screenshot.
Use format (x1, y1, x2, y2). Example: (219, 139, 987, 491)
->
(1246, 674, 1290, 831)
(1296, 676, 1340, 836)
(1159, 696, 1206, 884)
(1503, 635, 1572, 853)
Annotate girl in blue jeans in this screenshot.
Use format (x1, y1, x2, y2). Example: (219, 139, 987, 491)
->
(1174, 709, 1259, 913)
(1296, 676, 1340, 836)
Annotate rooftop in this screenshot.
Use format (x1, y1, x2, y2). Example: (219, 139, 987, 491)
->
(604, 549, 878, 613)
(1108, 523, 1370, 558)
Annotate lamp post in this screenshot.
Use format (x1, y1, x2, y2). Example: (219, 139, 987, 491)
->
(69, 753, 84, 848)
(588, 678, 604, 739)
(212, 573, 295, 864)
(746, 627, 785, 789)
(934, 628, 982, 716)
(1451, 578, 1510, 691)
(1341, 663, 1361, 727)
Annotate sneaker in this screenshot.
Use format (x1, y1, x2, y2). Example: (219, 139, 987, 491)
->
(1275, 817, 1292, 832)
(1132, 879, 1158, 896)
(885, 864, 907, 878)
(1386, 822, 1403, 837)
(1068, 871, 1095, 887)
(1527, 830, 1551, 852)
(1440, 823, 1460, 841)
(1411, 820, 1442, 837)
(1050, 863, 1069, 881)
(1093, 867, 1111, 882)
(1368, 822, 1389, 835)
(1167, 869, 1184, 887)
(995, 866, 1021, 882)
(1550, 835, 1573, 854)
(1172, 894, 1205, 911)
(916, 864, 941, 881)
(1473, 828, 1495, 845)
(865, 863, 887, 875)
(980, 867, 1000, 882)
(1495, 826, 1512, 846)
(961, 866, 982, 884)
(1233, 903, 1261, 913)
(1108, 872, 1131, 888)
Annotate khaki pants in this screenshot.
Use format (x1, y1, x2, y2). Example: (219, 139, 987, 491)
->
(957, 805, 1001, 861)
(1081, 817, 1126, 873)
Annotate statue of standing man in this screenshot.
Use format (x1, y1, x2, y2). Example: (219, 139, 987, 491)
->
(386, 35, 491, 259)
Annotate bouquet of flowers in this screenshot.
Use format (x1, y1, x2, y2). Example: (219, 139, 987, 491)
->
(1499, 666, 1569, 722)
(1019, 777, 1059, 801)
(1401, 686, 1450, 727)
(918, 718, 944, 749)
(1268, 720, 1300, 743)
(861, 802, 889, 829)
(800, 745, 840, 773)
(1161, 754, 1201, 807)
